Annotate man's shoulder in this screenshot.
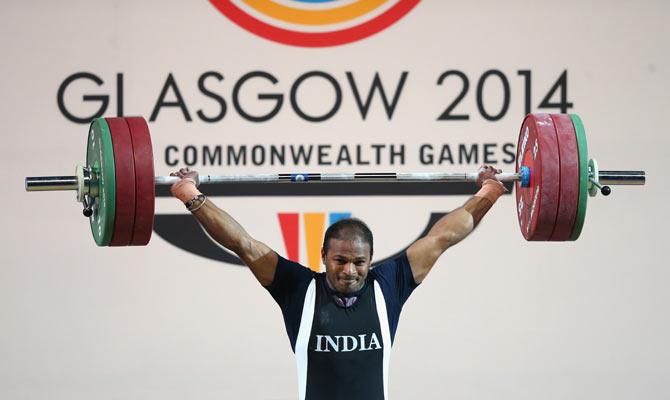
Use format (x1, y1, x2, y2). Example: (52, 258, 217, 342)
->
(276, 255, 318, 276)
(267, 255, 318, 299)
(369, 251, 410, 277)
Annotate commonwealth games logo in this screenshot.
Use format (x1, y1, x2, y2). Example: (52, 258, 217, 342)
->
(278, 211, 352, 271)
(209, 0, 421, 47)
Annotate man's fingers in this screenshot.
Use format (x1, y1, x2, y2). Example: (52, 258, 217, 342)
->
(170, 168, 197, 179)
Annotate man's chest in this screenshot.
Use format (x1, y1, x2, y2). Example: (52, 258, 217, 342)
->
(308, 284, 384, 354)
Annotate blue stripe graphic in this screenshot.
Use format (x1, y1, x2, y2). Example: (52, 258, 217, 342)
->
(329, 212, 352, 226)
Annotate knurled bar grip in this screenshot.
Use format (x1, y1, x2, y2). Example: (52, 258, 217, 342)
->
(154, 171, 522, 185)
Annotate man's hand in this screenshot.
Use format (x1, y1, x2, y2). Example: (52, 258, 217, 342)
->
(170, 167, 201, 203)
(170, 167, 200, 186)
(475, 164, 502, 187)
(476, 164, 508, 194)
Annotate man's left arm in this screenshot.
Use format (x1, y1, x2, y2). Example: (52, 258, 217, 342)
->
(406, 165, 506, 283)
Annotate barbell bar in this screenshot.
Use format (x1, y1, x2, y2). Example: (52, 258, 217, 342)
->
(26, 171, 528, 191)
(24, 170, 645, 191)
(24, 114, 645, 246)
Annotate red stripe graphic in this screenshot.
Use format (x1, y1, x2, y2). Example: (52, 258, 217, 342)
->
(278, 213, 300, 262)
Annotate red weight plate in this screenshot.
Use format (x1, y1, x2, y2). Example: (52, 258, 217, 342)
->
(106, 117, 136, 246)
(549, 114, 580, 241)
(126, 117, 155, 246)
(515, 114, 560, 241)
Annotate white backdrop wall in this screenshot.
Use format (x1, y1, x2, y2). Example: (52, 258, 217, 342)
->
(1, 1, 668, 399)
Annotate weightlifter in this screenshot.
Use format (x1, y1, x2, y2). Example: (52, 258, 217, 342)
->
(169, 165, 506, 400)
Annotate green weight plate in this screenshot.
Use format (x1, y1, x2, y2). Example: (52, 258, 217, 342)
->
(86, 118, 116, 246)
(569, 114, 588, 240)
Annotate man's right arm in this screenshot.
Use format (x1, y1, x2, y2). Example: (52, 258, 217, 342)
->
(406, 165, 506, 283)
(191, 200, 278, 286)
(170, 168, 277, 286)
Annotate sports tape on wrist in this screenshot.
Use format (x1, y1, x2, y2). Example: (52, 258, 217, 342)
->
(170, 178, 202, 203)
(474, 179, 506, 204)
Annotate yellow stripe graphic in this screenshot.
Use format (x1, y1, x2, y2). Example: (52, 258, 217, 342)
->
(304, 213, 325, 272)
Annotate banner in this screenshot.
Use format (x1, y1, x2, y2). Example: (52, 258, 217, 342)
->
(2, 1, 667, 399)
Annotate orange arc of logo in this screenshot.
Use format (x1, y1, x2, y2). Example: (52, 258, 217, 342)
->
(209, 0, 421, 47)
(241, 0, 388, 26)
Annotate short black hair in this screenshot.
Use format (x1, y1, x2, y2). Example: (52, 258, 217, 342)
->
(322, 218, 374, 258)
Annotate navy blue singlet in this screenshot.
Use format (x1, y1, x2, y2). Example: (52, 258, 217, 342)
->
(266, 252, 418, 400)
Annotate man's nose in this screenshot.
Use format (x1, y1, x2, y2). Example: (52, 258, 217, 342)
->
(344, 262, 356, 275)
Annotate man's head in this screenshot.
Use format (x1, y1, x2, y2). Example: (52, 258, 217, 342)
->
(321, 218, 374, 294)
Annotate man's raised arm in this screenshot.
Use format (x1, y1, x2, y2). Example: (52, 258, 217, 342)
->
(170, 168, 278, 286)
(406, 165, 506, 283)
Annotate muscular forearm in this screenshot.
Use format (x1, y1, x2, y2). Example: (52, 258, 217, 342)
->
(462, 195, 495, 227)
(169, 171, 277, 285)
(428, 181, 504, 247)
(463, 178, 506, 227)
(431, 193, 494, 245)
(407, 169, 507, 282)
(191, 200, 277, 285)
(170, 177, 251, 254)
(192, 200, 251, 253)
(425, 207, 475, 250)
(407, 191, 501, 282)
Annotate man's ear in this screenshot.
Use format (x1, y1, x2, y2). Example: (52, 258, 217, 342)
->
(321, 248, 327, 264)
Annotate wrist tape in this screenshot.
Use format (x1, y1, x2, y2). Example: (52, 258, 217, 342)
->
(170, 178, 202, 203)
(475, 179, 506, 203)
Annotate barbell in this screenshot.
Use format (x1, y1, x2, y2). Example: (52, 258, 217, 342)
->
(25, 114, 645, 246)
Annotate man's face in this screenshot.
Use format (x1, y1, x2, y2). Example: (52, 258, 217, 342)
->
(322, 237, 371, 294)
